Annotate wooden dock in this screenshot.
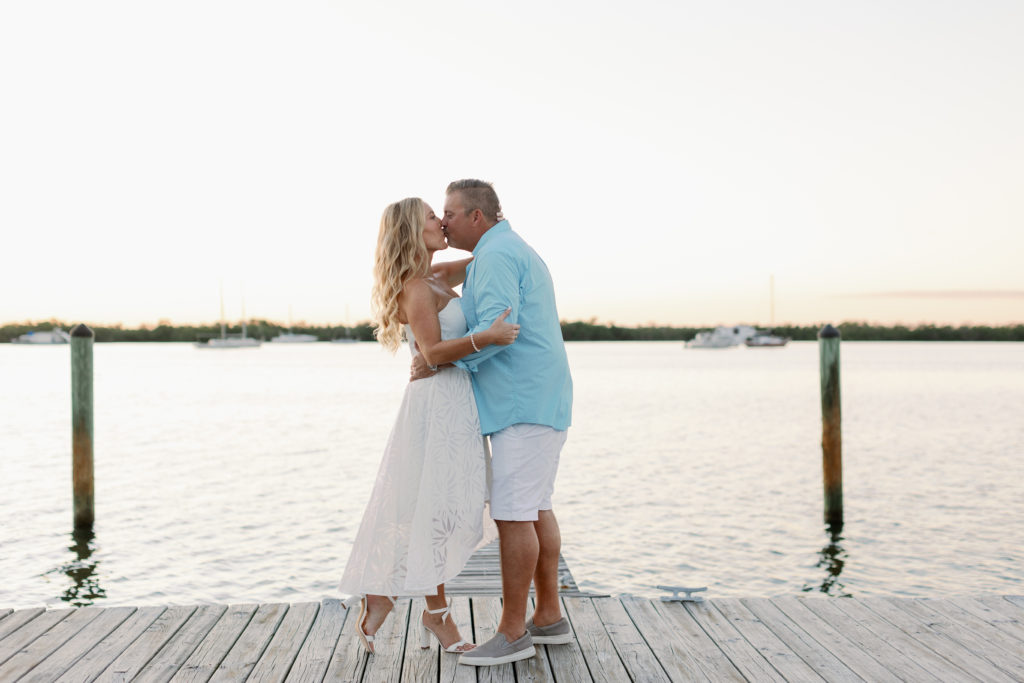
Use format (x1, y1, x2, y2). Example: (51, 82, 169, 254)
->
(2, 595, 1024, 681)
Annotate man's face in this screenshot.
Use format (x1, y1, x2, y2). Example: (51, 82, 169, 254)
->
(442, 191, 475, 251)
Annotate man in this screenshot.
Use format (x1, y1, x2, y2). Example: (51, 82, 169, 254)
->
(421, 179, 573, 666)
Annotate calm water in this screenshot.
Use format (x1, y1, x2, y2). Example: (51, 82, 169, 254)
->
(2, 341, 1023, 608)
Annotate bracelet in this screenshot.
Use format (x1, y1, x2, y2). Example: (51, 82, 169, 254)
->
(470, 332, 480, 352)
(428, 363, 438, 372)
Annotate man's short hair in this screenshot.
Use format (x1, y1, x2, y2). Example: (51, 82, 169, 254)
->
(446, 179, 503, 223)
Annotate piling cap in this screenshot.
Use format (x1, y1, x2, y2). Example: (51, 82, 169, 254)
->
(70, 324, 94, 338)
(818, 324, 840, 339)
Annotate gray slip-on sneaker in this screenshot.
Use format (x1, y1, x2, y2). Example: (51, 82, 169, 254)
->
(458, 631, 535, 666)
(526, 616, 573, 645)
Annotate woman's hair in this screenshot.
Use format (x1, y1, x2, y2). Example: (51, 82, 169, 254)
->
(372, 197, 430, 352)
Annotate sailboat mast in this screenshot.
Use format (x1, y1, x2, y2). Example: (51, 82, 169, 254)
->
(770, 274, 776, 327)
(219, 281, 227, 340)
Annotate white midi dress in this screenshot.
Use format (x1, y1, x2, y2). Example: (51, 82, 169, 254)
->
(339, 299, 497, 596)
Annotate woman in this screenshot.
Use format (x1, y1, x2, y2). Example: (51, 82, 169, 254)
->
(339, 197, 517, 654)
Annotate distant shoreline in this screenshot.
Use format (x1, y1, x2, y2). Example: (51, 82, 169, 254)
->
(3, 320, 1023, 343)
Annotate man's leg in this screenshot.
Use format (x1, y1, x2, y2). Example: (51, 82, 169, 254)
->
(495, 519, 538, 641)
(530, 509, 562, 626)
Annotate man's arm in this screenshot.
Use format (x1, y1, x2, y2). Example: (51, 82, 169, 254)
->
(455, 250, 521, 372)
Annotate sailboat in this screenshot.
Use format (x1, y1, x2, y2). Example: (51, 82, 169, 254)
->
(195, 285, 262, 349)
(745, 275, 789, 347)
(270, 306, 318, 343)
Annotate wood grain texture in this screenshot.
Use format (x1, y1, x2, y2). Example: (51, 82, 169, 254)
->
(285, 598, 348, 683)
(0, 607, 102, 681)
(55, 606, 166, 683)
(858, 596, 1016, 683)
(710, 599, 821, 683)
(0, 609, 72, 667)
(681, 598, 784, 682)
(93, 604, 199, 683)
(655, 600, 745, 682)
(798, 598, 941, 682)
(621, 596, 709, 682)
(771, 597, 901, 682)
(741, 598, 859, 682)
(21, 606, 136, 682)
(208, 603, 289, 682)
(563, 596, 632, 683)
(0, 608, 46, 643)
(248, 601, 320, 683)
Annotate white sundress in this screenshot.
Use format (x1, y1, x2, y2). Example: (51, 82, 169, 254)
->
(339, 298, 497, 596)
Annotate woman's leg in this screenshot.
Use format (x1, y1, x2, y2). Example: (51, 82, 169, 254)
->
(423, 584, 474, 651)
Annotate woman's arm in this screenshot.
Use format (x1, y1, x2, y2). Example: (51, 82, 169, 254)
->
(399, 279, 516, 368)
(431, 257, 474, 288)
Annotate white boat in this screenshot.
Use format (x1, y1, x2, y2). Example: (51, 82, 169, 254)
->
(195, 286, 261, 349)
(745, 332, 790, 347)
(270, 332, 318, 343)
(270, 306, 318, 343)
(11, 328, 72, 344)
(685, 325, 757, 348)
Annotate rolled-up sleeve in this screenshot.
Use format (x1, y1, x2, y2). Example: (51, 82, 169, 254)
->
(454, 249, 521, 372)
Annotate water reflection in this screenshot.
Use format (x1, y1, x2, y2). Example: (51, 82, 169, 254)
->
(802, 523, 850, 597)
(47, 528, 106, 606)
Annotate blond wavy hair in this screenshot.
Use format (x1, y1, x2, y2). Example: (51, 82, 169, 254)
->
(372, 197, 430, 352)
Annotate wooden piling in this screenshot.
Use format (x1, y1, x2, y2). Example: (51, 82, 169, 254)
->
(818, 324, 842, 528)
(71, 323, 95, 530)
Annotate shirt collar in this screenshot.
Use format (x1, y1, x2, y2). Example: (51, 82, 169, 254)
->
(472, 220, 510, 255)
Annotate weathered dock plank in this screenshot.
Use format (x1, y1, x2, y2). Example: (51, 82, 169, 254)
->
(438, 597, 475, 683)
(284, 598, 347, 682)
(563, 596, 631, 683)
(681, 598, 785, 682)
(656, 600, 745, 681)
(0, 609, 70, 666)
(55, 605, 166, 683)
(209, 602, 289, 682)
(248, 601, 320, 682)
(0, 608, 47, 643)
(5, 595, 1024, 682)
(798, 598, 941, 682)
(592, 595, 669, 682)
(400, 598, 438, 683)
(537, 597, 590, 683)
(709, 599, 820, 683)
(887, 597, 1024, 679)
(772, 597, 901, 682)
(322, 600, 368, 682)
(621, 596, 709, 682)
(859, 596, 1017, 682)
(147, 603, 240, 682)
(741, 598, 859, 682)
(829, 597, 972, 680)
(966, 596, 1024, 641)
(0, 607, 102, 681)
(93, 604, 200, 683)
(21, 606, 136, 682)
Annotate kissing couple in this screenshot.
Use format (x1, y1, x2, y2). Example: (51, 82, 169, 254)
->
(339, 179, 573, 666)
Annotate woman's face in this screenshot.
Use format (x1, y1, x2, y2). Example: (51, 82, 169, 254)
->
(422, 203, 447, 252)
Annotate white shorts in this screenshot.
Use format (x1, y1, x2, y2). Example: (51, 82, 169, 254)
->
(488, 423, 567, 522)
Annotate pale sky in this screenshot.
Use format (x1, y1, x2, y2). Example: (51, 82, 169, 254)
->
(2, 1, 1022, 328)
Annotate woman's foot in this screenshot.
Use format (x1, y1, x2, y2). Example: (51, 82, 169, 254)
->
(356, 595, 396, 653)
(422, 603, 475, 653)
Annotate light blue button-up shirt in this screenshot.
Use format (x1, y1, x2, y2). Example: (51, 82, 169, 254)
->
(455, 221, 573, 435)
